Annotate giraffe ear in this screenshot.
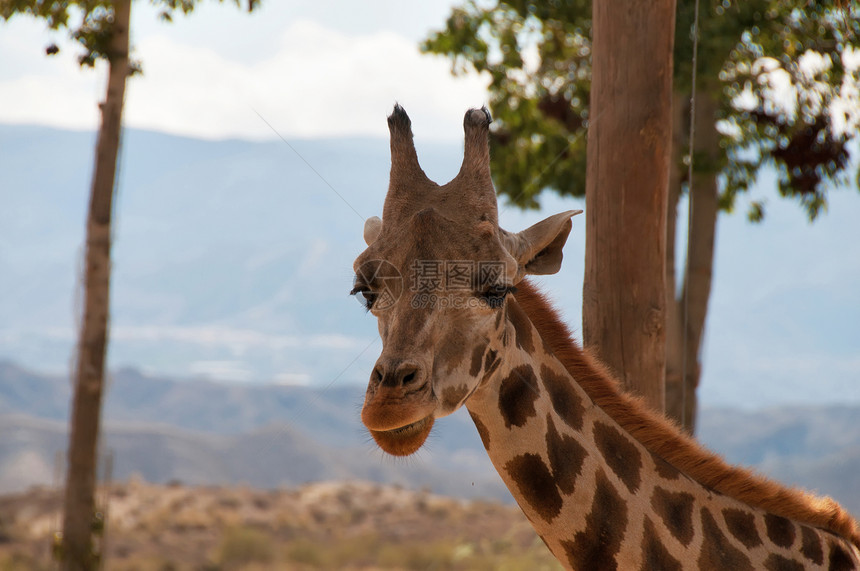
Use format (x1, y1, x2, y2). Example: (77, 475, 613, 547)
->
(500, 210, 582, 275)
(364, 216, 383, 245)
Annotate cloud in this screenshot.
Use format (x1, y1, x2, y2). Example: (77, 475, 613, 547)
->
(0, 18, 104, 132)
(0, 17, 488, 141)
(189, 360, 253, 382)
(6, 324, 369, 353)
(110, 324, 367, 352)
(273, 372, 312, 386)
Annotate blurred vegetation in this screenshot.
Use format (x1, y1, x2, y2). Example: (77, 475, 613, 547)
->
(279, 534, 562, 570)
(423, 0, 860, 220)
(216, 526, 275, 569)
(0, 534, 563, 570)
(0, 481, 564, 570)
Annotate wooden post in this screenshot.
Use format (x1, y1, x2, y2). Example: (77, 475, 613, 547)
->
(583, 0, 676, 413)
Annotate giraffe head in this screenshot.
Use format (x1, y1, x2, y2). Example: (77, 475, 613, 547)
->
(352, 105, 579, 456)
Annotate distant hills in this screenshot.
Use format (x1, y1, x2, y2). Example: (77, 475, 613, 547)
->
(0, 361, 507, 500)
(1, 361, 857, 516)
(1, 123, 859, 410)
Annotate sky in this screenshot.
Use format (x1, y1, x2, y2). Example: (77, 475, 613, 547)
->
(0, 0, 489, 141)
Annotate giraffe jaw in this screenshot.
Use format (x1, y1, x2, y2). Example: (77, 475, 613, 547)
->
(368, 415, 435, 456)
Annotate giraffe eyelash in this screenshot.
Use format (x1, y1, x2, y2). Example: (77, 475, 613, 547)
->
(350, 285, 377, 311)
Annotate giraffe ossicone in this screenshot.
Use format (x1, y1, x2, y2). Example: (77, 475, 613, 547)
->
(351, 105, 860, 569)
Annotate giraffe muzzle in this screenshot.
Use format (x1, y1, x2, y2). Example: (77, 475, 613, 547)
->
(365, 415, 436, 457)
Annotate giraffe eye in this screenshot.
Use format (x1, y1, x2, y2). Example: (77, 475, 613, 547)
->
(350, 286, 377, 310)
(480, 284, 516, 309)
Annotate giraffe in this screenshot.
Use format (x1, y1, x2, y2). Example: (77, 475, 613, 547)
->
(351, 104, 860, 570)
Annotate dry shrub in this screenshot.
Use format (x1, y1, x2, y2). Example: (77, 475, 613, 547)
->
(215, 526, 274, 569)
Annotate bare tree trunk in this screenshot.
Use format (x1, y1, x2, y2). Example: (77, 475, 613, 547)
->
(679, 89, 720, 433)
(665, 90, 688, 428)
(583, 0, 677, 413)
(61, 1, 131, 569)
(664, 89, 720, 434)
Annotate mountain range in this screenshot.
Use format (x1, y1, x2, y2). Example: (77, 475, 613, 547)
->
(0, 361, 508, 500)
(1, 361, 857, 516)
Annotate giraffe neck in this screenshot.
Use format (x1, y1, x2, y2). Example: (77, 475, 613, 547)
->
(465, 280, 860, 570)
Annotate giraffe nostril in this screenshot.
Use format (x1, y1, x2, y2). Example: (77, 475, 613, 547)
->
(373, 362, 422, 388)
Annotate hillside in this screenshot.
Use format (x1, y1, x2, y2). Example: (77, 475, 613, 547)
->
(0, 362, 505, 501)
(0, 413, 507, 503)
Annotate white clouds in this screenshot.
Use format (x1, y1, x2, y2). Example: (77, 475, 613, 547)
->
(4, 324, 368, 352)
(235, 19, 489, 140)
(190, 361, 314, 385)
(273, 372, 312, 386)
(0, 19, 104, 132)
(187, 362, 314, 386)
(189, 360, 253, 382)
(0, 17, 488, 141)
(111, 324, 366, 352)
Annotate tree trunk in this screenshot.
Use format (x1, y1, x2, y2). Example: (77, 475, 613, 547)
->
(665, 90, 688, 429)
(681, 89, 720, 433)
(61, 1, 131, 569)
(583, 0, 677, 413)
(664, 89, 720, 434)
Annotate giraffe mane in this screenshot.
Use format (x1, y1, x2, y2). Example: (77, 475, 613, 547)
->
(513, 278, 860, 550)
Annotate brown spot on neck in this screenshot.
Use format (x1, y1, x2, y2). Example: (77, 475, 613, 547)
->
(723, 508, 763, 549)
(653, 456, 681, 481)
(827, 539, 857, 571)
(800, 525, 824, 565)
(593, 420, 642, 493)
(504, 453, 562, 524)
(640, 517, 682, 571)
(651, 487, 695, 547)
(764, 554, 805, 571)
(541, 364, 584, 430)
(497, 364, 539, 429)
(545, 414, 587, 495)
(561, 469, 627, 570)
(765, 513, 796, 549)
(699, 508, 754, 570)
(506, 299, 534, 354)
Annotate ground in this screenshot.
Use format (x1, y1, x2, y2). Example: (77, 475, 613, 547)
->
(0, 479, 562, 570)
